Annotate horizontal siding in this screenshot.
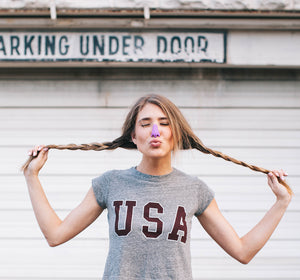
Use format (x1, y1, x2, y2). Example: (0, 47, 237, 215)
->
(1, 79, 300, 108)
(1, 208, 300, 240)
(0, 72, 299, 279)
(2, 147, 299, 178)
(1, 129, 300, 148)
(0, 176, 300, 215)
(0, 239, 299, 279)
(1, 108, 300, 130)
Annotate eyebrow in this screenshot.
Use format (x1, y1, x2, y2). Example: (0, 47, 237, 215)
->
(138, 117, 168, 123)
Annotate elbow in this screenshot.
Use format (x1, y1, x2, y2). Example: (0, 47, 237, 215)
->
(47, 238, 60, 247)
(235, 252, 254, 265)
(233, 241, 257, 264)
(237, 257, 251, 265)
(48, 241, 58, 247)
(45, 235, 63, 247)
(44, 228, 65, 247)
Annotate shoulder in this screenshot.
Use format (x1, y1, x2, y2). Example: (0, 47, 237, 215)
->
(174, 168, 214, 197)
(173, 168, 207, 186)
(91, 168, 134, 209)
(92, 167, 134, 184)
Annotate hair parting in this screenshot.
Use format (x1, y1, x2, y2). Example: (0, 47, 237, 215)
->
(21, 94, 293, 195)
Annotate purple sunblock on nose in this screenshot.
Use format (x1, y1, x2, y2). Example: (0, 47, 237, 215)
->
(151, 124, 160, 138)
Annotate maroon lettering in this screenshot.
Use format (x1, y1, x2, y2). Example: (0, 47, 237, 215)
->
(113, 200, 136, 236)
(168, 206, 187, 243)
(142, 202, 163, 238)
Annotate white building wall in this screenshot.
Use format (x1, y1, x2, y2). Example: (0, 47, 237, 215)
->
(0, 69, 299, 279)
(0, 1, 299, 279)
(228, 31, 300, 66)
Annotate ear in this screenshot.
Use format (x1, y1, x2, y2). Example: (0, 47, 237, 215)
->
(131, 131, 137, 144)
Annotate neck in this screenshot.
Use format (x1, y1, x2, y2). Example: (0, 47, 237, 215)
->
(137, 157, 173, 176)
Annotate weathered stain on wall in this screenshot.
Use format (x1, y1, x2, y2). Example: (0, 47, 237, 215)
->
(0, 0, 300, 10)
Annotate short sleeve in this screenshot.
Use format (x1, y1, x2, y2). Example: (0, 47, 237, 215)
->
(194, 179, 214, 216)
(92, 174, 108, 209)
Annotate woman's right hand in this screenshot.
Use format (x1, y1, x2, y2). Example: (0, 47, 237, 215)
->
(24, 145, 49, 177)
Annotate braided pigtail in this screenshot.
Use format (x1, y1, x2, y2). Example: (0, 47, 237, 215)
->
(187, 135, 293, 195)
(21, 135, 137, 172)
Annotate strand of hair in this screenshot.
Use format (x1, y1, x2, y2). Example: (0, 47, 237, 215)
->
(21, 141, 293, 195)
(193, 144, 293, 195)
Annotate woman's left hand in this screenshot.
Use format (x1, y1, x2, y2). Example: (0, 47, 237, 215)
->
(267, 170, 292, 203)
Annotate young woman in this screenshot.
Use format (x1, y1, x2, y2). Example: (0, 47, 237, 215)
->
(23, 94, 292, 280)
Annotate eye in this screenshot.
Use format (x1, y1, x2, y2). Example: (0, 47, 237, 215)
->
(141, 124, 150, 127)
(160, 122, 169, 126)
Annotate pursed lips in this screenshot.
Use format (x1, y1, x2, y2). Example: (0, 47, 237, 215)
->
(149, 139, 162, 146)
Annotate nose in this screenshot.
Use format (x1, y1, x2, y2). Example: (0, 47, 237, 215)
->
(151, 124, 160, 138)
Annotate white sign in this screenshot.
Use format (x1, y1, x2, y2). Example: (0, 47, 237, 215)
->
(0, 31, 226, 63)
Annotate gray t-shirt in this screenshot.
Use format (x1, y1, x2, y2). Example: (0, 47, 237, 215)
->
(92, 167, 214, 280)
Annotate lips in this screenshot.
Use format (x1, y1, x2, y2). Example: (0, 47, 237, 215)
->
(150, 139, 162, 147)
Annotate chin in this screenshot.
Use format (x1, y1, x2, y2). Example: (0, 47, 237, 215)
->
(147, 150, 171, 159)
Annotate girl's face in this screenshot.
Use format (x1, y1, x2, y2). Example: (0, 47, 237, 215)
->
(132, 103, 174, 161)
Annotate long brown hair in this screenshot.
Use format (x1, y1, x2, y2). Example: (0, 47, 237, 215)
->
(22, 94, 293, 194)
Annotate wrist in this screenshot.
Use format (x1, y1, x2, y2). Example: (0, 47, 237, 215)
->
(276, 195, 292, 208)
(24, 170, 39, 180)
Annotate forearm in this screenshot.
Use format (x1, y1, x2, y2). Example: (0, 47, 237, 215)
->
(240, 197, 291, 263)
(25, 174, 62, 246)
(199, 194, 291, 265)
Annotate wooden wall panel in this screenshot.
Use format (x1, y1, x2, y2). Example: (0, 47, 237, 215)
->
(0, 71, 299, 279)
(1, 79, 300, 108)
